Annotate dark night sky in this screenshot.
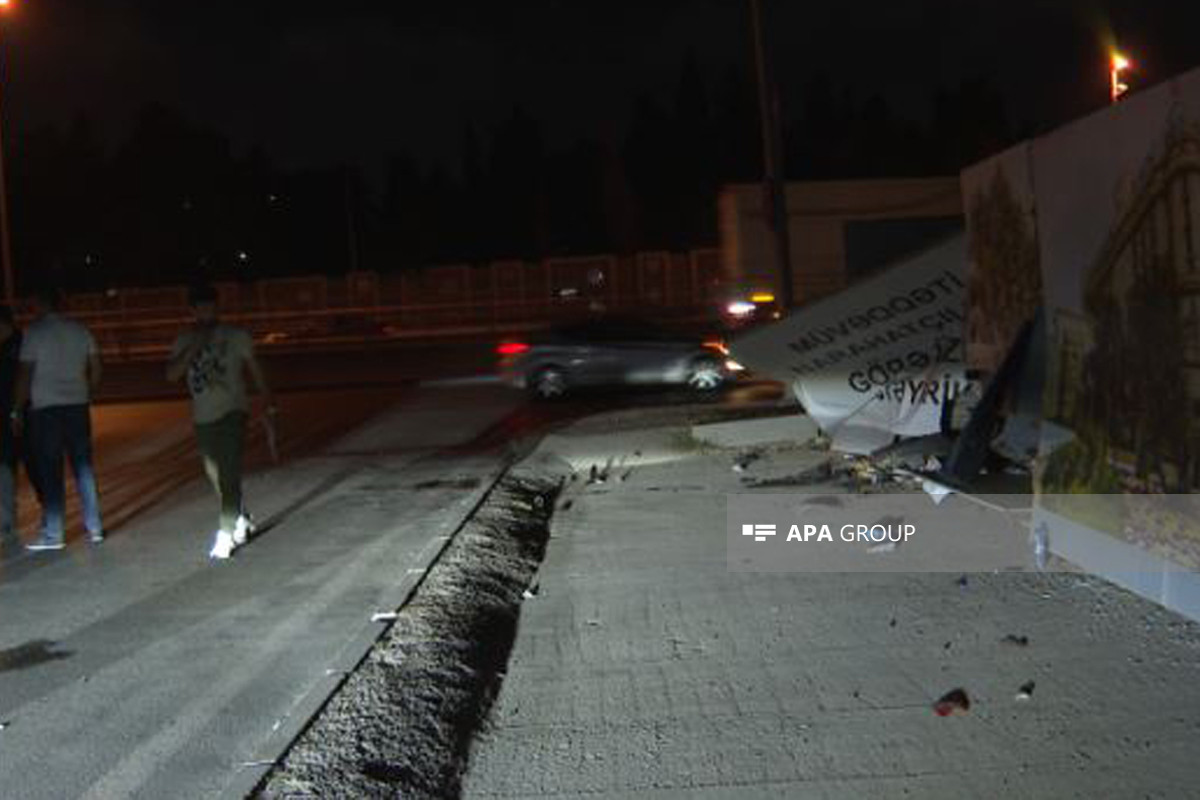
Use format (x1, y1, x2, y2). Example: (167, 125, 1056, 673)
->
(5, 0, 1200, 173)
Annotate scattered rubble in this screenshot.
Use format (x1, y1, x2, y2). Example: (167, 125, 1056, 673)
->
(1001, 634, 1030, 647)
(741, 462, 833, 488)
(1016, 681, 1037, 701)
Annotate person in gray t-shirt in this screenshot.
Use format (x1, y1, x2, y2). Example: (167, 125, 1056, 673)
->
(14, 287, 105, 551)
(168, 284, 274, 559)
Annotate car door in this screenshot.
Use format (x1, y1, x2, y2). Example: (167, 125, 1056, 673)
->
(603, 318, 689, 385)
(549, 321, 620, 386)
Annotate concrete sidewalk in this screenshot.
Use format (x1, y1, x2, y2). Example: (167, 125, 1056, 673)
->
(464, 409, 1200, 799)
(0, 385, 524, 800)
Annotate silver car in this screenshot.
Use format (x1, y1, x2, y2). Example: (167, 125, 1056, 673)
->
(498, 317, 734, 400)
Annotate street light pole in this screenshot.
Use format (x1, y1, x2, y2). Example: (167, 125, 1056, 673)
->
(0, 0, 15, 306)
(749, 0, 793, 310)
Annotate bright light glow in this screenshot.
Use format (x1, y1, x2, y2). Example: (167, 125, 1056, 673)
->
(703, 339, 730, 356)
(496, 341, 530, 356)
(750, 292, 776, 304)
(725, 359, 746, 372)
(1111, 50, 1133, 103)
(0, 1, 12, 9)
(726, 301, 756, 317)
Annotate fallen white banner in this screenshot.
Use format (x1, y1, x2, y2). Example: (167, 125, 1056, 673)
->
(732, 234, 973, 454)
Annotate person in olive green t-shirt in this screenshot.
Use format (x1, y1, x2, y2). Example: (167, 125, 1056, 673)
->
(167, 285, 274, 560)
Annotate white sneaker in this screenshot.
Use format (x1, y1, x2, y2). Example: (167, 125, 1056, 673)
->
(232, 514, 256, 546)
(209, 530, 235, 560)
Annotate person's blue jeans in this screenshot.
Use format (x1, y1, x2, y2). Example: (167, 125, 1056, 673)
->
(28, 404, 103, 541)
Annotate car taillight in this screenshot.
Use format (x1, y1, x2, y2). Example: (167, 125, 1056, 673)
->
(703, 339, 730, 356)
(496, 341, 530, 356)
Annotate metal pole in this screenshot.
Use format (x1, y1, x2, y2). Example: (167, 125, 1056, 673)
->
(749, 0, 793, 310)
(0, 29, 15, 306)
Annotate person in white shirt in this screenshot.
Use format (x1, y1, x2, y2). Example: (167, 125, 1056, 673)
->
(14, 287, 104, 551)
(167, 284, 274, 559)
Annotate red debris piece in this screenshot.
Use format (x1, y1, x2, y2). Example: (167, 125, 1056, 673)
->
(933, 688, 971, 716)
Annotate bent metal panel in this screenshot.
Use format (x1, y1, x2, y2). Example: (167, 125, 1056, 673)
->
(731, 234, 972, 454)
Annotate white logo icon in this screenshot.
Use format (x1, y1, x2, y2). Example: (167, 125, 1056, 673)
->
(742, 523, 777, 543)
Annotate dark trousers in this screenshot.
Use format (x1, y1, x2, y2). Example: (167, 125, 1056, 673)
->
(0, 414, 39, 536)
(194, 412, 247, 533)
(29, 404, 103, 539)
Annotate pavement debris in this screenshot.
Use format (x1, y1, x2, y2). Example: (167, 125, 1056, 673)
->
(933, 688, 971, 717)
(371, 611, 400, 623)
(922, 479, 955, 504)
(1016, 681, 1037, 701)
(559, 499, 574, 512)
(734, 451, 767, 473)
(1002, 634, 1031, 647)
(957, 575, 970, 589)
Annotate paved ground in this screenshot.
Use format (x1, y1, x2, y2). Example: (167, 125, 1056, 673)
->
(463, 409, 1200, 799)
(0, 384, 526, 800)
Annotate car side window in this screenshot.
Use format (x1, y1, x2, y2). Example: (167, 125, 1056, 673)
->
(552, 318, 670, 344)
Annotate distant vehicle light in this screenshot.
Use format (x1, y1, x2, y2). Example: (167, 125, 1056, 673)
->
(703, 339, 730, 356)
(725, 359, 746, 372)
(496, 341, 530, 356)
(726, 301, 756, 317)
(750, 292, 776, 304)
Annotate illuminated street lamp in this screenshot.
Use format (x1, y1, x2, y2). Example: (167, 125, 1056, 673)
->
(0, 0, 14, 305)
(1111, 51, 1133, 104)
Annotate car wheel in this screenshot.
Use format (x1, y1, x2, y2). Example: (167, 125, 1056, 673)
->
(530, 367, 568, 400)
(687, 359, 725, 393)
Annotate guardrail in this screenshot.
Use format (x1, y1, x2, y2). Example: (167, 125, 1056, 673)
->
(84, 299, 723, 361)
